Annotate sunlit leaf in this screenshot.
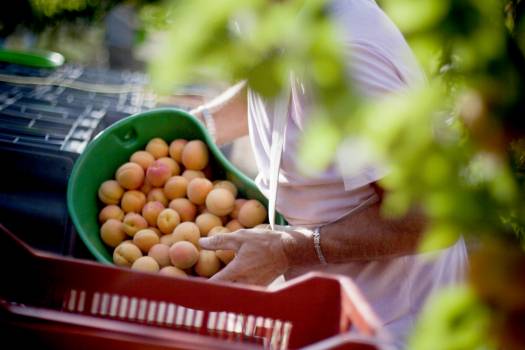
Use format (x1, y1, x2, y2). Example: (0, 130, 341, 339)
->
(297, 113, 342, 175)
(409, 286, 493, 350)
(381, 0, 450, 33)
(419, 223, 460, 253)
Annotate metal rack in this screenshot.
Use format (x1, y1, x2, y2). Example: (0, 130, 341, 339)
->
(0, 63, 155, 154)
(0, 62, 155, 256)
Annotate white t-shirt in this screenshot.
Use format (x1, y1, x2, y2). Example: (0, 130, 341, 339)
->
(247, 0, 468, 348)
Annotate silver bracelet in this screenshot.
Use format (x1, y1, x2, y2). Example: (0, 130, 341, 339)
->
(312, 226, 328, 265)
(200, 107, 217, 144)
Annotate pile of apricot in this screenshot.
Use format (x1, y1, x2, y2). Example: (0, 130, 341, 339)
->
(97, 138, 267, 278)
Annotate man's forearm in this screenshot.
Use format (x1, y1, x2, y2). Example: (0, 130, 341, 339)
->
(199, 189, 426, 285)
(192, 82, 249, 145)
(283, 200, 426, 267)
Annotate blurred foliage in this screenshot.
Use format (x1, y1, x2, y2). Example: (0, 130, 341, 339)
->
(0, 0, 160, 38)
(409, 286, 493, 350)
(147, 0, 525, 245)
(0, 0, 116, 37)
(37, 23, 108, 65)
(411, 238, 525, 350)
(0, 0, 161, 65)
(144, 0, 525, 348)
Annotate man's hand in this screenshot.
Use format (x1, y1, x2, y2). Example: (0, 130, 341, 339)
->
(199, 227, 295, 286)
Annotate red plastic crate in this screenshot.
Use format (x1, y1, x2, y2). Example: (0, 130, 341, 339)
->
(0, 224, 382, 349)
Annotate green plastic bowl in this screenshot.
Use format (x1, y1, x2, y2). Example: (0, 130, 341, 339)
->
(68, 108, 283, 264)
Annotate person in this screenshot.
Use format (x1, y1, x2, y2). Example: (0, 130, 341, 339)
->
(104, 3, 144, 71)
(190, 0, 468, 348)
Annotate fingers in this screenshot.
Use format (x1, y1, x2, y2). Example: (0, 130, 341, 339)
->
(210, 260, 275, 286)
(209, 259, 244, 283)
(199, 233, 241, 251)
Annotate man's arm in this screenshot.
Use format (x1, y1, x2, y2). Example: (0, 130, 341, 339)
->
(284, 198, 426, 267)
(199, 185, 426, 285)
(191, 82, 249, 145)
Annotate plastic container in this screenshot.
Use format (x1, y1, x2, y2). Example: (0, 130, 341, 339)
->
(67, 108, 285, 263)
(0, 224, 380, 349)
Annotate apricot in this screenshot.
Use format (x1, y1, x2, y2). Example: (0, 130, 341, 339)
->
(195, 213, 222, 236)
(121, 190, 146, 213)
(147, 188, 169, 207)
(122, 212, 148, 237)
(100, 219, 126, 248)
(199, 208, 227, 225)
(216, 250, 235, 265)
(230, 199, 247, 220)
(145, 138, 169, 159)
(116, 162, 145, 190)
(194, 250, 221, 278)
(131, 256, 159, 272)
(172, 222, 201, 247)
(157, 208, 181, 234)
(99, 205, 124, 223)
(207, 227, 235, 264)
(130, 150, 155, 170)
(160, 234, 178, 246)
(169, 198, 197, 222)
(169, 241, 199, 269)
(182, 140, 209, 170)
(148, 243, 171, 267)
(164, 176, 188, 200)
(187, 178, 213, 205)
(140, 179, 153, 195)
(205, 188, 235, 216)
(149, 227, 162, 237)
(159, 266, 187, 278)
(225, 219, 244, 232)
(113, 241, 142, 267)
(133, 229, 160, 253)
(182, 169, 205, 182)
(238, 199, 267, 228)
(98, 180, 124, 205)
(142, 201, 165, 226)
(146, 160, 171, 187)
(208, 226, 230, 236)
(157, 157, 180, 176)
(213, 180, 238, 198)
(168, 139, 187, 162)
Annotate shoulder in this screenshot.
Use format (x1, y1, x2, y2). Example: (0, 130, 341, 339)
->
(329, 0, 426, 93)
(329, 0, 402, 45)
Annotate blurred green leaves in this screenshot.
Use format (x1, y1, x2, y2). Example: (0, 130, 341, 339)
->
(145, 1, 525, 347)
(146, 0, 525, 250)
(31, 0, 94, 17)
(0, 1, 162, 38)
(380, 0, 451, 34)
(409, 286, 493, 350)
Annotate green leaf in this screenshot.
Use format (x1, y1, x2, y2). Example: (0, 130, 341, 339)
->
(409, 286, 493, 350)
(419, 223, 460, 253)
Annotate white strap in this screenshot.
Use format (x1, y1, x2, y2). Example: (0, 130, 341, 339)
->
(268, 84, 291, 230)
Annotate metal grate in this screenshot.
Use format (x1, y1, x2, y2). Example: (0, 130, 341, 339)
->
(0, 62, 156, 154)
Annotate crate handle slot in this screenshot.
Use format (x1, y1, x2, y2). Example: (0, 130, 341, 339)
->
(112, 125, 139, 149)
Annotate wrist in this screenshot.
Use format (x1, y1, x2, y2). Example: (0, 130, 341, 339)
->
(281, 227, 322, 268)
(312, 226, 328, 265)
